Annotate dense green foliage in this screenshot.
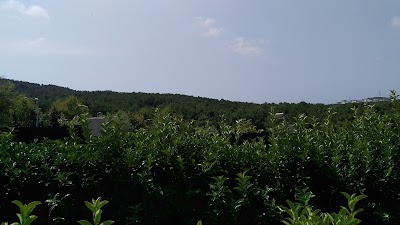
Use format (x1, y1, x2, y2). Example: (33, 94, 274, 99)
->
(0, 93, 399, 224)
(1, 78, 399, 224)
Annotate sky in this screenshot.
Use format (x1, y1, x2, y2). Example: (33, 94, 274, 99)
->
(0, 0, 399, 104)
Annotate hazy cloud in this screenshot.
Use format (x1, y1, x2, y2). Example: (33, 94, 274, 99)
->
(0, 38, 98, 56)
(196, 16, 223, 38)
(391, 16, 400, 27)
(0, 0, 49, 19)
(230, 38, 264, 55)
(196, 17, 215, 27)
(203, 27, 223, 38)
(22, 37, 46, 48)
(196, 17, 267, 52)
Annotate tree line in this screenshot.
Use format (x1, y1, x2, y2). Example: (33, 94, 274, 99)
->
(0, 78, 393, 129)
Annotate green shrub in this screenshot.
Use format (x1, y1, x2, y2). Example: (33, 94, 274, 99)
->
(281, 192, 367, 225)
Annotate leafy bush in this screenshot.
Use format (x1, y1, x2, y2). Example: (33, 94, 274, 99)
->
(281, 191, 367, 225)
(1, 198, 113, 225)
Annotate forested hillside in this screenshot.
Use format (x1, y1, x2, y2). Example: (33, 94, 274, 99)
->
(3, 78, 392, 129)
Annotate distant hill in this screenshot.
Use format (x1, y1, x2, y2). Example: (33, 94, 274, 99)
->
(5, 78, 389, 129)
(5, 79, 271, 127)
(9, 78, 230, 111)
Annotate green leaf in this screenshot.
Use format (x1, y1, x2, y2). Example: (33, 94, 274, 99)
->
(349, 194, 367, 212)
(84, 201, 96, 213)
(385, 166, 394, 177)
(300, 214, 306, 222)
(25, 215, 38, 225)
(339, 207, 350, 216)
(11, 200, 23, 207)
(26, 201, 41, 215)
(78, 220, 92, 225)
(322, 214, 333, 225)
(348, 219, 360, 225)
(16, 214, 22, 225)
(341, 192, 351, 201)
(286, 200, 295, 209)
(99, 221, 114, 225)
(313, 209, 321, 215)
(12, 201, 27, 218)
(94, 209, 102, 225)
(352, 208, 364, 217)
(97, 200, 109, 209)
(93, 197, 101, 206)
(196, 220, 202, 225)
(349, 199, 356, 212)
(355, 195, 367, 202)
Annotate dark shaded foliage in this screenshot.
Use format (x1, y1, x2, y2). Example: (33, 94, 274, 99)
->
(230, 130, 270, 146)
(2, 126, 84, 142)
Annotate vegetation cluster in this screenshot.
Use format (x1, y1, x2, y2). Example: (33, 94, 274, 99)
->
(3, 78, 394, 129)
(0, 78, 399, 225)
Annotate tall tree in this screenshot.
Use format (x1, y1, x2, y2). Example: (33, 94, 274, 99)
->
(51, 96, 88, 120)
(0, 78, 35, 127)
(0, 79, 15, 126)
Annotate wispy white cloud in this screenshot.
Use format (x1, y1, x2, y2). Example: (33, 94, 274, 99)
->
(203, 27, 223, 38)
(24, 5, 49, 19)
(0, 0, 49, 19)
(229, 38, 265, 55)
(195, 16, 268, 55)
(196, 16, 223, 38)
(391, 16, 400, 27)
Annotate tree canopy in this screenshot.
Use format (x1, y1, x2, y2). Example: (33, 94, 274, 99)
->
(0, 78, 34, 127)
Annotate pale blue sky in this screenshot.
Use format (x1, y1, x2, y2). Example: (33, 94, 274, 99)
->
(1, 0, 399, 103)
